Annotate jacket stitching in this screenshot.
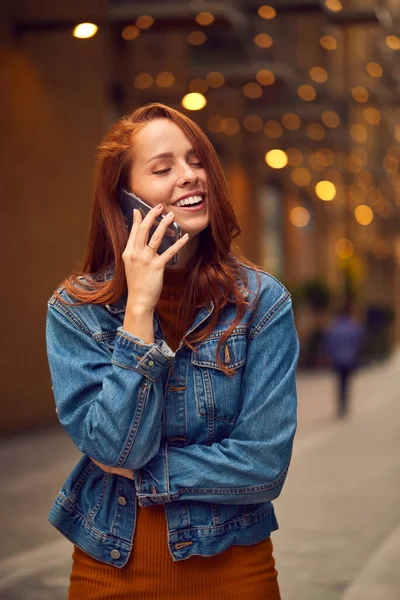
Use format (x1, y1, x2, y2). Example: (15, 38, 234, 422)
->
(249, 291, 291, 340)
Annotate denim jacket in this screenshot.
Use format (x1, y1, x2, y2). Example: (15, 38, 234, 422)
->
(46, 261, 299, 565)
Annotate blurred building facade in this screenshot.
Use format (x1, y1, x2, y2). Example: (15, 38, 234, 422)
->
(1, 0, 399, 432)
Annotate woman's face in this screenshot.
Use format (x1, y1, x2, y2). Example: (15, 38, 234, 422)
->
(129, 119, 209, 239)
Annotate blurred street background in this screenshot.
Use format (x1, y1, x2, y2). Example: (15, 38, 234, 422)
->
(1, 0, 400, 598)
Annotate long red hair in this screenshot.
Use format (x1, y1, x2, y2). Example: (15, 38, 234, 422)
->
(56, 103, 261, 375)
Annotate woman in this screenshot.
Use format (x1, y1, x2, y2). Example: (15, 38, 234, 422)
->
(46, 103, 299, 599)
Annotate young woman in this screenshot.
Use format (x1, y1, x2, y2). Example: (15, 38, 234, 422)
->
(46, 102, 299, 599)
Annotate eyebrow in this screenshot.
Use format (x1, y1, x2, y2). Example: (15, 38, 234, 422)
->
(146, 148, 197, 164)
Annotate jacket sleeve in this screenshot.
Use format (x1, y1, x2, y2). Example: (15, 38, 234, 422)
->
(135, 293, 299, 506)
(46, 298, 175, 469)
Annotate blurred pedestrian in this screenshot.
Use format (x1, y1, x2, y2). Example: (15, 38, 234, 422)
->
(46, 103, 299, 599)
(324, 303, 364, 418)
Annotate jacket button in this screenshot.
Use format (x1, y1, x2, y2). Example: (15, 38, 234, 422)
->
(148, 360, 155, 366)
(118, 496, 127, 506)
(110, 549, 121, 560)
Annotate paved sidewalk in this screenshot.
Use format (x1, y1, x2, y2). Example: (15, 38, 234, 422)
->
(0, 352, 399, 599)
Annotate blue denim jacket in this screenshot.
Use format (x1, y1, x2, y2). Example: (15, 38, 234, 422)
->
(46, 261, 299, 566)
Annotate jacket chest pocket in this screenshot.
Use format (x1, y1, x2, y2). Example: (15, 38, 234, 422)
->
(192, 334, 247, 424)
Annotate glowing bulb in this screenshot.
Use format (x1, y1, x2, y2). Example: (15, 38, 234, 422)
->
(315, 181, 336, 201)
(320, 35, 337, 50)
(265, 149, 288, 169)
(136, 16, 154, 29)
(291, 168, 311, 187)
(366, 62, 383, 78)
(282, 113, 301, 131)
(335, 238, 354, 259)
(73, 23, 98, 39)
(258, 5, 276, 19)
(354, 205, 374, 225)
(325, 0, 343, 11)
(206, 72, 225, 87)
(187, 31, 207, 45)
(256, 70, 275, 86)
(121, 26, 140, 41)
(309, 67, 328, 83)
(254, 33, 273, 48)
(290, 207, 310, 227)
(195, 12, 215, 26)
(321, 111, 340, 128)
(298, 84, 316, 101)
(181, 93, 207, 111)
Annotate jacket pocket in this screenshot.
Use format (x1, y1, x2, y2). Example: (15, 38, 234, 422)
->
(192, 333, 247, 424)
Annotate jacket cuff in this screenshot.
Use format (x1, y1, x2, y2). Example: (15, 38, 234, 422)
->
(112, 327, 175, 382)
(135, 442, 170, 507)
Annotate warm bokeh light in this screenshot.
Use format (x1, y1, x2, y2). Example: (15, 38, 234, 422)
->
(258, 5, 277, 19)
(382, 155, 399, 174)
(335, 238, 354, 259)
(395, 125, 400, 142)
(287, 148, 303, 167)
(136, 16, 154, 29)
(355, 170, 373, 186)
(315, 180, 336, 201)
(309, 153, 325, 171)
(263, 120, 283, 138)
(121, 25, 140, 41)
(363, 107, 381, 125)
(282, 113, 301, 131)
(254, 33, 273, 48)
(187, 31, 207, 45)
(317, 149, 335, 167)
(207, 115, 224, 133)
(156, 72, 175, 88)
(350, 124, 367, 142)
(307, 123, 325, 140)
(181, 92, 207, 110)
(385, 35, 400, 50)
(351, 86, 369, 103)
(325, 169, 342, 184)
(256, 69, 275, 86)
(290, 207, 310, 227)
(243, 114, 263, 132)
(320, 35, 337, 50)
(309, 67, 328, 83)
(195, 12, 215, 26)
(243, 82, 263, 99)
(325, 0, 343, 11)
(298, 84, 316, 101)
(354, 205, 374, 225)
(291, 167, 311, 187)
(221, 118, 240, 135)
(366, 62, 383, 78)
(321, 110, 340, 128)
(73, 23, 98, 39)
(189, 78, 208, 93)
(134, 73, 153, 89)
(265, 149, 288, 169)
(206, 72, 225, 87)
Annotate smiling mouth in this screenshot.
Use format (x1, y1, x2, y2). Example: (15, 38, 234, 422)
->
(172, 194, 205, 208)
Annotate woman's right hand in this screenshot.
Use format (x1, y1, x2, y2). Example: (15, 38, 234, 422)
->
(122, 204, 189, 313)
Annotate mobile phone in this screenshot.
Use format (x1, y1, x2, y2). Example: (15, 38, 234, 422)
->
(119, 189, 182, 266)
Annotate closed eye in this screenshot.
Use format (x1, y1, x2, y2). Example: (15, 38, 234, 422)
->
(154, 168, 171, 175)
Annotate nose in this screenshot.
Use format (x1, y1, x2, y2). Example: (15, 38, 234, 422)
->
(176, 161, 199, 187)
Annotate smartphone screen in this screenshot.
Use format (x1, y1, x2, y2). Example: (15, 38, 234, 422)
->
(119, 189, 182, 265)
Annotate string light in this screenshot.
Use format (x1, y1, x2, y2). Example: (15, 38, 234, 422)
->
(134, 73, 153, 89)
(258, 5, 276, 20)
(263, 120, 283, 138)
(243, 82, 263, 99)
(350, 124, 367, 142)
(307, 123, 325, 140)
(282, 113, 301, 131)
(363, 107, 381, 125)
(354, 205, 374, 225)
(309, 67, 328, 83)
(254, 33, 273, 48)
(315, 181, 336, 201)
(325, 0, 343, 11)
(243, 115, 263, 132)
(366, 62, 383, 78)
(265, 150, 288, 169)
(335, 238, 354, 259)
(298, 84, 316, 101)
(286, 148, 303, 167)
(385, 35, 400, 50)
(73, 23, 98, 38)
(156, 72, 175, 88)
(256, 70, 275, 86)
(290, 207, 310, 227)
(187, 31, 207, 45)
(221, 118, 240, 135)
(322, 111, 340, 128)
(291, 168, 311, 187)
(351, 86, 369, 103)
(121, 26, 140, 41)
(319, 35, 337, 50)
(206, 72, 225, 87)
(195, 12, 215, 26)
(136, 16, 154, 29)
(182, 93, 207, 110)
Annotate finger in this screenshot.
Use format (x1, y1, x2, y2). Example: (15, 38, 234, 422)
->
(147, 211, 175, 250)
(159, 232, 190, 266)
(135, 204, 164, 248)
(124, 208, 141, 254)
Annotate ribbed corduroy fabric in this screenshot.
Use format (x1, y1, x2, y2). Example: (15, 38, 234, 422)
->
(68, 267, 281, 599)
